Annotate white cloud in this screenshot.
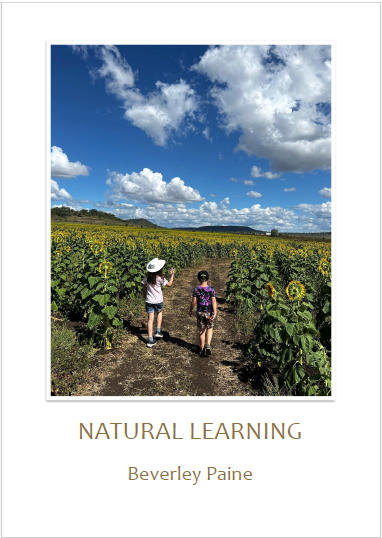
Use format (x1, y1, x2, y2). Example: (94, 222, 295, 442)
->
(230, 177, 238, 182)
(293, 201, 331, 231)
(51, 146, 91, 179)
(251, 166, 281, 179)
(202, 127, 213, 142)
(71, 45, 89, 60)
(85, 46, 199, 147)
(220, 197, 230, 209)
(95, 199, 307, 231)
(193, 45, 331, 173)
(106, 168, 205, 204)
(247, 190, 262, 198)
(319, 187, 331, 198)
(244, 180, 255, 185)
(218, 152, 223, 160)
(51, 180, 83, 210)
(284, 187, 296, 192)
(210, 193, 217, 197)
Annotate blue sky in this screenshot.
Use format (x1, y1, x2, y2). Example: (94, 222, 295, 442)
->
(51, 45, 331, 231)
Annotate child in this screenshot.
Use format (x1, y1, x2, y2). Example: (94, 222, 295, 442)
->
(142, 258, 174, 348)
(189, 270, 217, 356)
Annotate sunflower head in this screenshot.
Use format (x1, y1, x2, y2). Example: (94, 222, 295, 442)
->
(286, 281, 305, 301)
(99, 261, 113, 275)
(230, 248, 238, 257)
(91, 241, 104, 255)
(265, 250, 273, 259)
(266, 282, 276, 298)
(319, 258, 331, 275)
(251, 250, 257, 260)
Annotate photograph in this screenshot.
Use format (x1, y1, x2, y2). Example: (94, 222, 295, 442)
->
(50, 44, 332, 398)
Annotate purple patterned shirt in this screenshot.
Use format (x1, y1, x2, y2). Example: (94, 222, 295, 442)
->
(193, 286, 216, 313)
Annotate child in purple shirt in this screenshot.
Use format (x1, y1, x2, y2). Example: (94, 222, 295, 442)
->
(189, 270, 217, 356)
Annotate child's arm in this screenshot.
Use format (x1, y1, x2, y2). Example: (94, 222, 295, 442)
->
(189, 297, 197, 316)
(210, 296, 218, 320)
(166, 268, 175, 287)
(142, 284, 147, 299)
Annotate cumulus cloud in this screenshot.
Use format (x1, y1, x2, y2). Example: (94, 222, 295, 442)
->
(95, 199, 305, 231)
(51, 180, 83, 209)
(293, 201, 331, 231)
(81, 45, 199, 146)
(202, 127, 213, 142)
(251, 166, 281, 179)
(51, 146, 91, 179)
(220, 197, 230, 209)
(319, 187, 331, 198)
(106, 168, 205, 204)
(193, 45, 331, 173)
(284, 187, 296, 192)
(247, 190, 262, 198)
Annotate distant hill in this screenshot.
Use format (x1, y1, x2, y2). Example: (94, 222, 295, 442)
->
(51, 207, 162, 228)
(174, 225, 266, 234)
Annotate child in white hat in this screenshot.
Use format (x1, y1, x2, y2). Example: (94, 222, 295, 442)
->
(142, 258, 174, 347)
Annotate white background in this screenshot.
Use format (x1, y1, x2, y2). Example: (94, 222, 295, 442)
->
(2, 3, 381, 537)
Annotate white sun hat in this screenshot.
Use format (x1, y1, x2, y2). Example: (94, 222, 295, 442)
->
(146, 257, 166, 272)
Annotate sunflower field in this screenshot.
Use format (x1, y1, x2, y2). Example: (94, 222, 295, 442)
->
(51, 223, 331, 396)
(225, 240, 331, 396)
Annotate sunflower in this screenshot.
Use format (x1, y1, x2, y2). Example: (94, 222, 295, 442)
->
(99, 261, 113, 275)
(54, 250, 62, 258)
(91, 242, 104, 255)
(251, 250, 257, 260)
(286, 281, 305, 301)
(64, 246, 71, 253)
(319, 258, 331, 276)
(230, 248, 238, 257)
(266, 282, 276, 298)
(307, 250, 314, 257)
(265, 250, 273, 259)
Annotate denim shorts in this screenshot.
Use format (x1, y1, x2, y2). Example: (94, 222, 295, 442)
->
(145, 301, 163, 313)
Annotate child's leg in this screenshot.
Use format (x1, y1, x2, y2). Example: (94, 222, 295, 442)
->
(147, 312, 154, 337)
(199, 328, 206, 351)
(206, 327, 214, 345)
(157, 311, 163, 329)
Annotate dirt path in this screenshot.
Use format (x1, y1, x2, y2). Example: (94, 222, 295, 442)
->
(75, 258, 253, 397)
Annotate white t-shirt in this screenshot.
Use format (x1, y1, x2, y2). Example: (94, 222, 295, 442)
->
(142, 275, 168, 304)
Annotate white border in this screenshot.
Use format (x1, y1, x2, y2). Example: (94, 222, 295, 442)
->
(47, 40, 335, 401)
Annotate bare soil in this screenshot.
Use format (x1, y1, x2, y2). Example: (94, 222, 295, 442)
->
(74, 258, 256, 397)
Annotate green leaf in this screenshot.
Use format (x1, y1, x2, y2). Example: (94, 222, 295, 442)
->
(102, 305, 118, 319)
(284, 361, 305, 387)
(88, 312, 103, 329)
(51, 302, 58, 312)
(286, 323, 295, 337)
(81, 288, 91, 300)
(93, 294, 110, 306)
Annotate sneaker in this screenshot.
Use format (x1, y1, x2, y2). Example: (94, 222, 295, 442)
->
(146, 337, 157, 348)
(199, 347, 205, 356)
(205, 345, 212, 356)
(155, 329, 164, 338)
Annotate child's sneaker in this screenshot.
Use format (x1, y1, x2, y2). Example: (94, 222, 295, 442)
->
(155, 328, 164, 338)
(205, 344, 212, 356)
(147, 337, 157, 348)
